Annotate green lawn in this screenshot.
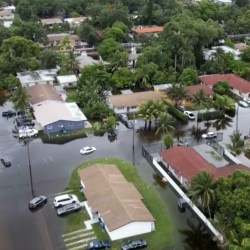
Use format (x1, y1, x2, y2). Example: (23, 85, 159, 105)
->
(65, 158, 172, 249)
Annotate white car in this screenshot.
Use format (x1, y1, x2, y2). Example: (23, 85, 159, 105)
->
(184, 111, 196, 120)
(243, 98, 250, 105)
(18, 128, 38, 139)
(54, 194, 79, 208)
(238, 100, 249, 108)
(202, 131, 217, 139)
(80, 146, 96, 155)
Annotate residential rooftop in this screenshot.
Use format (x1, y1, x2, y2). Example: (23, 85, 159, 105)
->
(132, 26, 164, 34)
(78, 164, 155, 231)
(40, 18, 62, 25)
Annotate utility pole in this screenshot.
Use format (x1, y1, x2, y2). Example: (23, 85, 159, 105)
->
(132, 113, 135, 166)
(236, 103, 239, 132)
(25, 139, 35, 197)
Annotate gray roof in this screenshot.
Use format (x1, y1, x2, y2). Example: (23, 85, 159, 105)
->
(76, 52, 100, 69)
(78, 164, 155, 231)
(57, 75, 77, 84)
(33, 102, 87, 127)
(17, 69, 58, 86)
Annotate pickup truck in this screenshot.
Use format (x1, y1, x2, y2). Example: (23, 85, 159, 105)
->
(18, 128, 38, 139)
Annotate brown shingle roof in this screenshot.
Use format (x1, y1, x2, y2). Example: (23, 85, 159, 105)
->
(78, 164, 154, 231)
(132, 26, 164, 34)
(185, 84, 214, 96)
(160, 147, 250, 181)
(199, 74, 250, 94)
(108, 91, 161, 108)
(26, 85, 63, 104)
(41, 18, 62, 25)
(234, 43, 249, 52)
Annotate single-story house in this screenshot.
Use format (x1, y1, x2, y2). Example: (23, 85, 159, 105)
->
(0, 9, 14, 20)
(203, 45, 241, 60)
(46, 33, 80, 47)
(185, 84, 214, 98)
(64, 16, 91, 27)
(160, 146, 249, 188)
(26, 84, 63, 107)
(3, 5, 15, 12)
(78, 164, 155, 240)
(33, 101, 87, 134)
(199, 73, 250, 99)
(76, 52, 101, 69)
(132, 25, 164, 35)
(234, 42, 249, 52)
(107, 90, 162, 114)
(40, 17, 63, 26)
(17, 69, 58, 87)
(56, 75, 77, 87)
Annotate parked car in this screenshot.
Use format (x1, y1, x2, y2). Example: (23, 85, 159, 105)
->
(54, 194, 79, 208)
(184, 111, 196, 120)
(121, 240, 147, 250)
(2, 110, 16, 117)
(80, 146, 96, 155)
(15, 117, 34, 127)
(118, 114, 128, 123)
(175, 105, 185, 112)
(86, 240, 111, 250)
(178, 197, 188, 211)
(177, 139, 189, 147)
(238, 100, 249, 108)
(29, 196, 47, 210)
(124, 120, 134, 129)
(0, 158, 11, 167)
(202, 131, 217, 139)
(18, 128, 38, 139)
(243, 98, 250, 105)
(56, 203, 81, 216)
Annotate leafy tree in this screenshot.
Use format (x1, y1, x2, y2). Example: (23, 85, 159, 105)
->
(11, 85, 29, 111)
(0, 74, 17, 90)
(97, 38, 126, 62)
(103, 116, 117, 133)
(163, 133, 174, 149)
(112, 67, 134, 89)
(189, 170, 216, 218)
(0, 36, 40, 74)
(241, 47, 250, 63)
(212, 81, 230, 95)
(179, 68, 198, 85)
(214, 94, 235, 112)
(59, 51, 79, 74)
(226, 131, 245, 156)
(16, 0, 34, 21)
(40, 49, 59, 69)
(77, 22, 99, 46)
(103, 26, 126, 42)
(0, 23, 10, 46)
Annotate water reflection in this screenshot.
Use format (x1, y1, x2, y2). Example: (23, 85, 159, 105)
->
(152, 173, 167, 188)
(179, 219, 220, 250)
(213, 116, 233, 131)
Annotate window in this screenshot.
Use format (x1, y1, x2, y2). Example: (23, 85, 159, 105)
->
(47, 125, 52, 129)
(131, 106, 137, 109)
(58, 123, 64, 128)
(117, 106, 124, 110)
(69, 123, 73, 126)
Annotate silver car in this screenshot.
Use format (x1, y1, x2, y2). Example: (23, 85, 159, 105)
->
(56, 203, 81, 216)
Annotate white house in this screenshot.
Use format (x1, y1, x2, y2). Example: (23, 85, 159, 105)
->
(56, 75, 77, 87)
(78, 164, 155, 241)
(203, 45, 241, 60)
(107, 90, 162, 114)
(64, 16, 91, 28)
(17, 69, 58, 87)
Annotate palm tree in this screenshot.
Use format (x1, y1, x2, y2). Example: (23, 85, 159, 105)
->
(64, 51, 79, 74)
(152, 100, 167, 125)
(12, 85, 29, 111)
(189, 170, 216, 218)
(226, 131, 245, 156)
(192, 89, 209, 128)
(167, 83, 187, 103)
(213, 115, 233, 131)
(137, 100, 155, 131)
(59, 35, 73, 51)
(155, 113, 174, 136)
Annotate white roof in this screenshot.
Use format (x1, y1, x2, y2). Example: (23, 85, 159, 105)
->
(3, 5, 16, 11)
(33, 101, 87, 127)
(3, 20, 12, 28)
(76, 52, 100, 68)
(57, 75, 77, 84)
(203, 45, 241, 60)
(17, 69, 58, 86)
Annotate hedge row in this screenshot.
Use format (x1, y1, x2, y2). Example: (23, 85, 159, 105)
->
(197, 110, 224, 122)
(167, 105, 189, 124)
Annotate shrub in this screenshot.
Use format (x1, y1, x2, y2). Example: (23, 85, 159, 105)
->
(198, 110, 224, 122)
(167, 105, 188, 124)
